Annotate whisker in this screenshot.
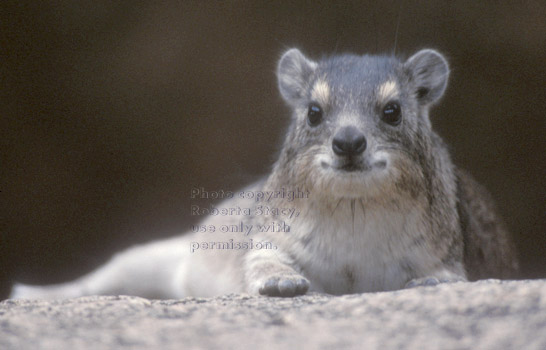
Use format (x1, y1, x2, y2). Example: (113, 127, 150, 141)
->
(331, 198, 343, 216)
(393, 0, 404, 56)
(351, 199, 356, 235)
(359, 199, 366, 215)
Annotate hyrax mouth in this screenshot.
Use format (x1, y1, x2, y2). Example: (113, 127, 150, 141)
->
(340, 162, 363, 172)
(337, 157, 369, 172)
(321, 155, 388, 174)
(339, 158, 387, 173)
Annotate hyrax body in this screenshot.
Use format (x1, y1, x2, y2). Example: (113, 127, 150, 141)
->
(10, 48, 518, 299)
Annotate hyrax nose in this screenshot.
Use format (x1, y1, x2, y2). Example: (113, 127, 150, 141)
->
(332, 126, 367, 156)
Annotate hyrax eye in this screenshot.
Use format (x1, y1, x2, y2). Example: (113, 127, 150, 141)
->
(307, 103, 323, 126)
(382, 101, 402, 126)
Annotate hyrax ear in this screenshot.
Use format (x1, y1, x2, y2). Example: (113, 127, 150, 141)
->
(404, 49, 449, 105)
(277, 48, 317, 105)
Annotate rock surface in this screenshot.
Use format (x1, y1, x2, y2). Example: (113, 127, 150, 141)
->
(1, 279, 545, 350)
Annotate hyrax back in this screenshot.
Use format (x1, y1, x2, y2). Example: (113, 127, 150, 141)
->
(9, 48, 518, 300)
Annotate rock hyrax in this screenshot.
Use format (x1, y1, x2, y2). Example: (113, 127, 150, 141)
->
(10, 48, 519, 299)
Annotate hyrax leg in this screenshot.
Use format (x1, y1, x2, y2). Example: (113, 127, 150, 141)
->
(10, 236, 188, 299)
(245, 248, 309, 297)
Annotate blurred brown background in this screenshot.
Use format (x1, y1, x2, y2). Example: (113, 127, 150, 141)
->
(1, 1, 545, 298)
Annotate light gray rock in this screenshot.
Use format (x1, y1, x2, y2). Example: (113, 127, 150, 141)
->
(1, 279, 545, 350)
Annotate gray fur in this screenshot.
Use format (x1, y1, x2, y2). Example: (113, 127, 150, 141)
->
(251, 48, 517, 295)
(404, 49, 450, 105)
(10, 48, 518, 300)
(278, 48, 317, 104)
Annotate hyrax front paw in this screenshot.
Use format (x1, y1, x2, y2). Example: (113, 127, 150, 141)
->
(405, 276, 465, 289)
(259, 274, 310, 297)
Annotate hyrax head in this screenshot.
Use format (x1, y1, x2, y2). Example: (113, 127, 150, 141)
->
(276, 48, 449, 199)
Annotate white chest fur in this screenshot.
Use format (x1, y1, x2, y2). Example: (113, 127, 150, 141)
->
(275, 198, 434, 294)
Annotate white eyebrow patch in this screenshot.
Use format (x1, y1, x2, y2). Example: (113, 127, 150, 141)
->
(377, 80, 399, 101)
(311, 80, 330, 105)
